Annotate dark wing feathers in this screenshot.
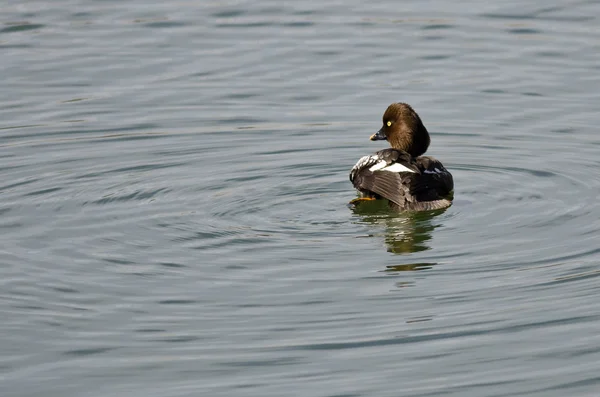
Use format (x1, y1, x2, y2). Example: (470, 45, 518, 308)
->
(352, 169, 411, 207)
(350, 150, 453, 211)
(350, 149, 418, 207)
(411, 156, 454, 200)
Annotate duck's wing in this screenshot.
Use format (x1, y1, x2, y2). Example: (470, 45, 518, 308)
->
(411, 156, 454, 201)
(350, 149, 420, 207)
(350, 149, 420, 181)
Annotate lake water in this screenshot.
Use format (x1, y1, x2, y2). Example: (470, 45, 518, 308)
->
(2, 1, 600, 396)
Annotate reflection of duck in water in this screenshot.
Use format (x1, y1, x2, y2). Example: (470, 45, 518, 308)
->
(350, 103, 454, 211)
(352, 202, 442, 256)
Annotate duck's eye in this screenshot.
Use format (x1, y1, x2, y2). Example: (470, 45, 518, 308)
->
(386, 121, 392, 127)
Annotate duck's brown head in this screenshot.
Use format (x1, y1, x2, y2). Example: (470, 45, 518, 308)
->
(369, 103, 430, 157)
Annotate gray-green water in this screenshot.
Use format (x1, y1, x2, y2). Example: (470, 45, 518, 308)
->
(2, 1, 600, 396)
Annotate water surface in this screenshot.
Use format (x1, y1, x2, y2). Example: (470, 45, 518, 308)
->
(2, 1, 600, 396)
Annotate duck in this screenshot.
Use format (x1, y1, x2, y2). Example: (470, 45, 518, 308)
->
(349, 103, 454, 211)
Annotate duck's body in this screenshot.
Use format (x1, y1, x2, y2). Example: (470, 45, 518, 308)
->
(349, 103, 453, 211)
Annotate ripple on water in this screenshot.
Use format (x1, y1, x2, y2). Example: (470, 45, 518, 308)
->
(2, 1, 600, 396)
(1, 23, 45, 33)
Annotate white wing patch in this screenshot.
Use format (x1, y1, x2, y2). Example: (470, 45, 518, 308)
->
(424, 168, 443, 174)
(369, 161, 415, 173)
(350, 154, 379, 181)
(350, 153, 416, 182)
(353, 154, 378, 171)
(367, 160, 387, 172)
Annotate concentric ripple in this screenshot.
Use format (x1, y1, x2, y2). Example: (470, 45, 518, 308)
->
(2, 1, 600, 397)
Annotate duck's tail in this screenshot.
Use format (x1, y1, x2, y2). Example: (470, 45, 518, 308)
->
(409, 199, 452, 211)
(387, 198, 452, 212)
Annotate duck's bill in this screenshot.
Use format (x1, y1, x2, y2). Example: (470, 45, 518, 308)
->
(369, 127, 387, 141)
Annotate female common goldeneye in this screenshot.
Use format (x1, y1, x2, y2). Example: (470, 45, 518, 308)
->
(349, 103, 454, 211)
